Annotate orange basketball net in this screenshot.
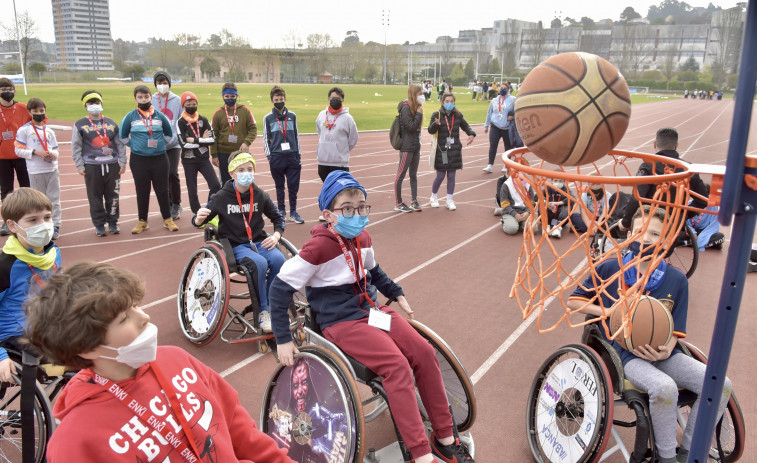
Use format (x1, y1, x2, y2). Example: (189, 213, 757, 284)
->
(502, 148, 721, 342)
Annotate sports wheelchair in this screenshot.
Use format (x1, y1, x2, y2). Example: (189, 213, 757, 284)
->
(259, 303, 477, 463)
(525, 324, 745, 463)
(177, 226, 303, 352)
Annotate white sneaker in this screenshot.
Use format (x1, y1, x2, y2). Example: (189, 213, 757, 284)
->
(493, 207, 504, 216)
(259, 310, 272, 332)
(549, 226, 562, 239)
(446, 200, 456, 211)
(501, 165, 508, 172)
(318, 215, 325, 221)
(430, 195, 440, 208)
(482, 165, 493, 173)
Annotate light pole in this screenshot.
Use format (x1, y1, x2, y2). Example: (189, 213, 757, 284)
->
(12, 0, 28, 95)
(382, 9, 390, 85)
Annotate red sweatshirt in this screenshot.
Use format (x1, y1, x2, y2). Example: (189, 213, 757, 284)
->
(48, 346, 293, 463)
(0, 102, 30, 160)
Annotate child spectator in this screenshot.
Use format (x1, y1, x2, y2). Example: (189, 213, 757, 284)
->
(0, 188, 60, 382)
(24, 261, 293, 463)
(152, 71, 183, 220)
(498, 171, 535, 235)
(315, 87, 358, 182)
(176, 91, 221, 216)
(0, 77, 31, 237)
(541, 178, 571, 239)
(192, 151, 286, 332)
(211, 83, 257, 185)
(263, 86, 304, 224)
(120, 85, 178, 234)
(687, 186, 724, 251)
(269, 171, 475, 463)
(72, 90, 127, 236)
(394, 83, 425, 213)
(14, 98, 62, 240)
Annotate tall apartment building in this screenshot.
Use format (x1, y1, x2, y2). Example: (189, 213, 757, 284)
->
(51, 0, 114, 71)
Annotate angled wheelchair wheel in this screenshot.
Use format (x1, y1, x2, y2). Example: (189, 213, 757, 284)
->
(0, 361, 54, 463)
(260, 345, 365, 463)
(410, 320, 477, 433)
(177, 243, 230, 346)
(526, 344, 614, 463)
(592, 220, 628, 262)
(665, 224, 698, 279)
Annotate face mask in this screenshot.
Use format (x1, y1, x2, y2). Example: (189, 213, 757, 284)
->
(99, 322, 158, 369)
(137, 102, 152, 111)
(274, 102, 285, 111)
(628, 241, 657, 258)
(329, 98, 342, 110)
(590, 188, 604, 200)
(553, 181, 565, 190)
(444, 103, 455, 112)
(0, 91, 14, 102)
(500, 88, 508, 96)
(156, 84, 170, 94)
(235, 172, 255, 187)
(333, 215, 369, 239)
(224, 98, 237, 107)
(32, 113, 46, 123)
(87, 104, 103, 115)
(15, 221, 54, 248)
(184, 106, 197, 115)
(416, 95, 425, 105)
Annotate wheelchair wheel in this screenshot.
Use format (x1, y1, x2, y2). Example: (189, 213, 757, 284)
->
(177, 243, 230, 346)
(260, 345, 365, 463)
(665, 224, 698, 279)
(410, 320, 477, 433)
(676, 342, 745, 463)
(592, 220, 628, 262)
(0, 361, 54, 463)
(526, 344, 614, 463)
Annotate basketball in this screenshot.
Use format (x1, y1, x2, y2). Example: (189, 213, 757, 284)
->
(514, 52, 632, 166)
(609, 295, 673, 352)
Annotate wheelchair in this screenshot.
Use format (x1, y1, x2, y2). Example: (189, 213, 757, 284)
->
(525, 324, 745, 463)
(258, 304, 477, 463)
(177, 226, 304, 352)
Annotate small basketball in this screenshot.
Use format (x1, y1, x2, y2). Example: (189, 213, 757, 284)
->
(609, 295, 673, 352)
(514, 52, 632, 166)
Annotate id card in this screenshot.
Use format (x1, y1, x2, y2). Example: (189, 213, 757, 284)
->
(1, 131, 13, 140)
(147, 139, 158, 148)
(228, 134, 238, 143)
(448, 138, 455, 145)
(368, 308, 391, 332)
(281, 142, 291, 151)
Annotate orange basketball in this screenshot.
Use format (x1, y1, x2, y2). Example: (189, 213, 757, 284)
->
(609, 295, 673, 352)
(514, 52, 631, 166)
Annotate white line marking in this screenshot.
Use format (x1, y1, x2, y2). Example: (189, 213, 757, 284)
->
(219, 353, 266, 378)
(99, 235, 199, 263)
(143, 294, 177, 310)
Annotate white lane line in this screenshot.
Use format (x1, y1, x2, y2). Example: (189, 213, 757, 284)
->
(219, 353, 266, 378)
(99, 235, 199, 263)
(143, 294, 177, 310)
(680, 102, 734, 158)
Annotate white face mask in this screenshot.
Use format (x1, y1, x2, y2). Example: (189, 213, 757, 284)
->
(100, 323, 158, 369)
(87, 104, 103, 115)
(156, 84, 170, 95)
(416, 94, 425, 105)
(15, 221, 54, 248)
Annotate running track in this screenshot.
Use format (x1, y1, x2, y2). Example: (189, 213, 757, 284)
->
(17, 97, 757, 462)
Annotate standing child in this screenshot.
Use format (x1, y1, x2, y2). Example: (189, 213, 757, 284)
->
(315, 87, 358, 182)
(394, 83, 425, 213)
(0, 77, 31, 237)
(176, 91, 221, 215)
(152, 71, 183, 220)
(263, 85, 304, 224)
(210, 83, 257, 185)
(14, 98, 62, 240)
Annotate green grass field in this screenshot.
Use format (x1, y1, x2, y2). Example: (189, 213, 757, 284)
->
(18, 83, 664, 132)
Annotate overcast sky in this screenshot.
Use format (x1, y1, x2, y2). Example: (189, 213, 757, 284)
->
(8, 0, 744, 48)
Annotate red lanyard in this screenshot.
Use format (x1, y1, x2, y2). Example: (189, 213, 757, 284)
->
(158, 94, 169, 114)
(690, 212, 704, 229)
(187, 120, 201, 140)
(497, 96, 506, 113)
(234, 185, 255, 242)
(224, 104, 237, 132)
(443, 114, 455, 134)
(327, 225, 376, 309)
(33, 124, 49, 151)
(91, 364, 203, 462)
(275, 116, 288, 139)
(87, 115, 109, 145)
(28, 262, 57, 288)
(326, 113, 340, 131)
(137, 109, 153, 136)
(0, 105, 14, 127)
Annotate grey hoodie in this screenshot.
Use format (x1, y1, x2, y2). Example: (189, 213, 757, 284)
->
(151, 91, 181, 149)
(315, 107, 358, 167)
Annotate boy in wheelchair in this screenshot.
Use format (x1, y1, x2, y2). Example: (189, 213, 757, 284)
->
(192, 150, 286, 332)
(567, 205, 732, 463)
(269, 171, 474, 463)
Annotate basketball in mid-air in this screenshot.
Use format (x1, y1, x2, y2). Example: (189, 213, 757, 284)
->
(609, 295, 673, 352)
(514, 52, 631, 166)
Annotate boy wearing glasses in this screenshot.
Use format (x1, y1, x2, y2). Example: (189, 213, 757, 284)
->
(268, 171, 475, 463)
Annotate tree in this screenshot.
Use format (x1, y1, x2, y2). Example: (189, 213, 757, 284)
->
(121, 64, 145, 80)
(28, 62, 45, 74)
(679, 55, 699, 72)
(343, 30, 360, 46)
(205, 34, 222, 48)
(2, 10, 39, 71)
(660, 41, 681, 89)
(464, 59, 475, 80)
(619, 6, 642, 22)
(1, 62, 21, 74)
(214, 29, 251, 81)
(282, 30, 300, 49)
(488, 57, 501, 74)
(175, 33, 202, 75)
(449, 62, 466, 86)
(551, 18, 563, 28)
(525, 21, 548, 67)
(200, 56, 221, 79)
(581, 17, 596, 28)
(616, 25, 655, 78)
(676, 69, 699, 81)
(497, 20, 520, 76)
(648, 0, 695, 23)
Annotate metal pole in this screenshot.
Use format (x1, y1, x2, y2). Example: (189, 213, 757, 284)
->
(382, 9, 389, 86)
(12, 0, 28, 95)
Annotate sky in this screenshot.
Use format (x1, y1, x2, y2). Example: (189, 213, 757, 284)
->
(7, 0, 744, 49)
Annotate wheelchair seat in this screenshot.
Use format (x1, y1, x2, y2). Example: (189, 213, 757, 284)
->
(204, 226, 240, 273)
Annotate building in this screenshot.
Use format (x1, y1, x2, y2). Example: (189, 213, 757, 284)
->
(51, 0, 114, 71)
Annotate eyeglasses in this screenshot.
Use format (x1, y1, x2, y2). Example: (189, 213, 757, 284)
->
(331, 205, 371, 217)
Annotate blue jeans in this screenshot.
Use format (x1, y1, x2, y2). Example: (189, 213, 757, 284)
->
(232, 242, 286, 312)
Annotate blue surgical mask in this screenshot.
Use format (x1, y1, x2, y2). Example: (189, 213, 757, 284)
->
(224, 98, 237, 107)
(235, 172, 254, 187)
(444, 103, 455, 111)
(333, 215, 369, 239)
(628, 241, 657, 258)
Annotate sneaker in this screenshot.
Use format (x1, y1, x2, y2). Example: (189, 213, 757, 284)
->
(549, 226, 562, 239)
(0, 223, 10, 236)
(482, 165, 493, 173)
(748, 262, 757, 273)
(163, 218, 179, 232)
(493, 207, 504, 216)
(318, 215, 326, 221)
(259, 310, 273, 332)
(446, 200, 456, 211)
(95, 225, 106, 237)
(501, 165, 508, 173)
(171, 203, 182, 220)
(52, 227, 60, 240)
(108, 223, 121, 235)
(394, 202, 413, 213)
(430, 195, 440, 208)
(431, 437, 475, 463)
(290, 211, 305, 224)
(132, 220, 149, 234)
(410, 200, 422, 212)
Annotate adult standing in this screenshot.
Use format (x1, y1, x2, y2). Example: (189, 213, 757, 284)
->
(315, 87, 358, 182)
(210, 83, 257, 186)
(483, 83, 515, 173)
(152, 71, 183, 220)
(0, 78, 31, 235)
(427, 93, 476, 211)
(394, 83, 424, 213)
(72, 90, 127, 236)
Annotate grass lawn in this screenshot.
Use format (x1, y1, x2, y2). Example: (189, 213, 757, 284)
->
(18, 83, 663, 132)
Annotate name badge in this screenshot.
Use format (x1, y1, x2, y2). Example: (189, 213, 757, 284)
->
(228, 134, 238, 143)
(281, 142, 291, 151)
(448, 138, 455, 145)
(2, 131, 13, 140)
(368, 308, 391, 332)
(147, 139, 158, 148)
(498, 113, 503, 119)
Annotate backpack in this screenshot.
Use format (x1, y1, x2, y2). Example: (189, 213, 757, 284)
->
(389, 107, 403, 150)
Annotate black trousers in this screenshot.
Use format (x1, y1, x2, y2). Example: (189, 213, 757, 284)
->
(129, 153, 171, 221)
(0, 158, 30, 200)
(183, 160, 221, 213)
(269, 154, 302, 213)
(217, 152, 232, 185)
(84, 162, 121, 226)
(488, 125, 512, 165)
(166, 147, 182, 206)
(318, 165, 349, 183)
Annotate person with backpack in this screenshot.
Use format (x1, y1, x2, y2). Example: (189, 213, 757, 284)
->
(393, 84, 425, 213)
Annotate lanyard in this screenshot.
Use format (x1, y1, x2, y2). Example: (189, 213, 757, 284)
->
(33, 124, 49, 151)
(234, 185, 255, 242)
(497, 96, 506, 113)
(158, 94, 169, 114)
(187, 119, 201, 140)
(224, 104, 237, 132)
(0, 104, 15, 127)
(87, 115, 109, 144)
(443, 113, 455, 135)
(137, 109, 153, 136)
(327, 225, 376, 309)
(275, 116, 288, 140)
(91, 364, 203, 462)
(690, 212, 704, 229)
(27, 262, 57, 289)
(326, 113, 340, 131)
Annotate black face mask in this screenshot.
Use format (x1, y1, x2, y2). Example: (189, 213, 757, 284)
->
(184, 106, 198, 115)
(137, 102, 152, 111)
(0, 91, 14, 102)
(590, 188, 604, 200)
(329, 98, 342, 110)
(32, 113, 46, 123)
(274, 102, 285, 111)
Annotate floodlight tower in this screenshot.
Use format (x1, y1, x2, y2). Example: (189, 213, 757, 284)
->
(382, 9, 390, 85)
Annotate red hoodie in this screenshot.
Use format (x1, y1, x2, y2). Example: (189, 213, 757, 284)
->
(48, 345, 293, 463)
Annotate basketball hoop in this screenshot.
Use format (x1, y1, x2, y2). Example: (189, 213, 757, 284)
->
(501, 147, 722, 341)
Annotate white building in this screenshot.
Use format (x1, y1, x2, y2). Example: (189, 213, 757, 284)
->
(51, 0, 114, 71)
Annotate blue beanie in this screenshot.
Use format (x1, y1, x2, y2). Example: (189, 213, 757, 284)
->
(318, 171, 367, 211)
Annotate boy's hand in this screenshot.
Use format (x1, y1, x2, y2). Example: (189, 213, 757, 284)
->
(277, 341, 300, 366)
(261, 233, 279, 250)
(240, 143, 249, 152)
(211, 157, 219, 167)
(395, 295, 414, 320)
(78, 168, 85, 176)
(45, 151, 58, 161)
(195, 207, 211, 224)
(120, 166, 126, 175)
(632, 343, 672, 362)
(0, 358, 17, 383)
(202, 129, 212, 138)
